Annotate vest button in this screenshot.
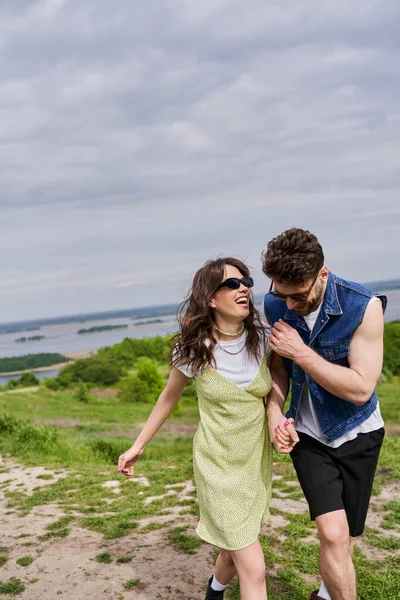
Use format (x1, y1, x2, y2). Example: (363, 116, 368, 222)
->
(317, 403, 322, 410)
(327, 438, 332, 443)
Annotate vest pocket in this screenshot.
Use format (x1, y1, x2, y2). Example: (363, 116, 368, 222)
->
(313, 341, 350, 365)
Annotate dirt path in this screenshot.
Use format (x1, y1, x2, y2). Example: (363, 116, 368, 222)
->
(0, 456, 398, 600)
(0, 457, 214, 600)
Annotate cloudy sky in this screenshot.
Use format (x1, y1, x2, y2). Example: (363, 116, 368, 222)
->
(1, 0, 399, 323)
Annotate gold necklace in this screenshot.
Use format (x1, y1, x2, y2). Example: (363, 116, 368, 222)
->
(217, 340, 247, 355)
(214, 323, 244, 337)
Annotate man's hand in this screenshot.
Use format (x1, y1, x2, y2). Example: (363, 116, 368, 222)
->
(269, 319, 307, 361)
(268, 412, 299, 454)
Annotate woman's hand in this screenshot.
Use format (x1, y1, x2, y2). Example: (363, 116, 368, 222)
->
(268, 413, 299, 454)
(117, 446, 143, 477)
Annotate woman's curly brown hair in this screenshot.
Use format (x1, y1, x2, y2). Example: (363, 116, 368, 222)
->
(171, 257, 266, 376)
(261, 228, 324, 285)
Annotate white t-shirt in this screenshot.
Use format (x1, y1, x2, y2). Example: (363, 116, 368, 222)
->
(295, 297, 384, 447)
(175, 332, 267, 388)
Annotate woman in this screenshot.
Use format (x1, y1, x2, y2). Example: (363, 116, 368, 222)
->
(117, 257, 274, 600)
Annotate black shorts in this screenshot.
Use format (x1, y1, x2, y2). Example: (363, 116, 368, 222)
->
(290, 428, 385, 537)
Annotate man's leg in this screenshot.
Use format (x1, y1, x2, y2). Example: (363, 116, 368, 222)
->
(315, 510, 356, 600)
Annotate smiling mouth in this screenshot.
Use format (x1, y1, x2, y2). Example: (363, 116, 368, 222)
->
(235, 298, 249, 307)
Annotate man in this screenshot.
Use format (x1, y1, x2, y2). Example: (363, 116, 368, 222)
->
(262, 228, 386, 600)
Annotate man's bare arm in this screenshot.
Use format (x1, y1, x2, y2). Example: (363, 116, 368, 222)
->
(269, 301, 384, 406)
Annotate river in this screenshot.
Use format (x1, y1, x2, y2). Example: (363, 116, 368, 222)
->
(0, 289, 398, 386)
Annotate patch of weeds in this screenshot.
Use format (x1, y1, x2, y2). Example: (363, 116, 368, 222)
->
(259, 535, 282, 564)
(381, 500, 400, 529)
(123, 578, 139, 589)
(365, 531, 400, 551)
(281, 512, 315, 538)
(38, 515, 74, 540)
(39, 527, 70, 540)
(16, 555, 33, 567)
(36, 474, 53, 480)
(46, 516, 75, 531)
(353, 546, 400, 599)
(140, 521, 169, 534)
(94, 552, 112, 563)
(0, 578, 25, 594)
(30, 578, 39, 583)
(21, 542, 35, 547)
(281, 538, 319, 575)
(82, 514, 139, 539)
(168, 526, 204, 554)
(0, 557, 7, 567)
(116, 556, 133, 563)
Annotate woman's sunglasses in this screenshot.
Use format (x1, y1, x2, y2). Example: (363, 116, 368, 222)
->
(215, 276, 254, 292)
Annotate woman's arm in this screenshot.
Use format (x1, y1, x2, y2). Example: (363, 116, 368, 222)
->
(117, 367, 190, 475)
(267, 351, 299, 453)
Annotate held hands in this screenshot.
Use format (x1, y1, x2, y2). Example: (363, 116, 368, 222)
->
(269, 319, 306, 361)
(268, 413, 299, 454)
(117, 446, 143, 477)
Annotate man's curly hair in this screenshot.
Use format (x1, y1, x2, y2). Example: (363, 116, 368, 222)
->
(261, 228, 324, 285)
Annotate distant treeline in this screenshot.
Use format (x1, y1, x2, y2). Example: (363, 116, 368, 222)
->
(16, 335, 46, 343)
(0, 326, 40, 335)
(134, 319, 164, 325)
(0, 353, 70, 374)
(77, 325, 128, 335)
(0, 303, 179, 334)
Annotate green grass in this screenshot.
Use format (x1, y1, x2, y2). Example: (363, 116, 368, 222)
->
(0, 578, 25, 594)
(94, 552, 112, 563)
(123, 578, 139, 589)
(0, 374, 398, 599)
(376, 377, 400, 423)
(168, 526, 204, 554)
(382, 501, 400, 529)
(16, 556, 33, 567)
(0, 557, 7, 567)
(116, 555, 133, 563)
(139, 521, 171, 533)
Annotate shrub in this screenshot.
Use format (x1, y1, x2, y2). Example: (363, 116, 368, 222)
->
(6, 378, 19, 390)
(383, 321, 400, 375)
(18, 372, 40, 387)
(0, 414, 58, 455)
(55, 356, 124, 388)
(98, 335, 171, 367)
(75, 382, 90, 403)
(118, 357, 164, 403)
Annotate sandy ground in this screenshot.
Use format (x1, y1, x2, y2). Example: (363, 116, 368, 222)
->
(0, 456, 215, 600)
(0, 455, 398, 600)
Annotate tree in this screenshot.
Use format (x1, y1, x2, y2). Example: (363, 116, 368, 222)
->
(19, 372, 40, 387)
(118, 357, 165, 403)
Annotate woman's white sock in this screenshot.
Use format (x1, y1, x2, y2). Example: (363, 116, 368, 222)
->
(211, 575, 228, 591)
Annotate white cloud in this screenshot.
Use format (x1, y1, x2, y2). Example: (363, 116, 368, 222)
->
(0, 0, 399, 320)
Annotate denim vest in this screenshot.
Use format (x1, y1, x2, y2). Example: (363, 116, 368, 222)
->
(264, 272, 386, 442)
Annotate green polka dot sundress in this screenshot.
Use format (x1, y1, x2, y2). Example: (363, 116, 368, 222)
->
(193, 353, 273, 550)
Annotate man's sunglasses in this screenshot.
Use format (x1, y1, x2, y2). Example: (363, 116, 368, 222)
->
(268, 274, 318, 303)
(215, 276, 254, 292)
